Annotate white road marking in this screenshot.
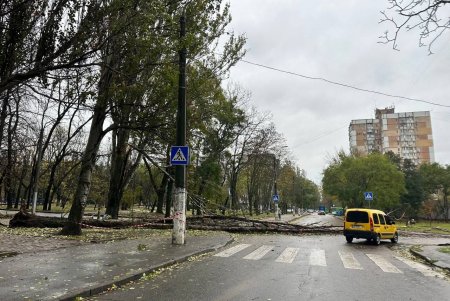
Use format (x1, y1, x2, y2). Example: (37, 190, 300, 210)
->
(216, 245, 439, 278)
(214, 244, 251, 257)
(243, 245, 274, 260)
(309, 249, 327, 266)
(275, 247, 299, 263)
(366, 254, 402, 273)
(338, 251, 363, 270)
(395, 256, 443, 277)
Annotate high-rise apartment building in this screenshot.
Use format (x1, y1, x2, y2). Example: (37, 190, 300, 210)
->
(349, 107, 434, 165)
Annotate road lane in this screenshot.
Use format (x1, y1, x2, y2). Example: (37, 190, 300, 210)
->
(90, 234, 450, 301)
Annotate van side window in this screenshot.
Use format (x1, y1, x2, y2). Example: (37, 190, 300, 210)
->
(373, 213, 379, 224)
(378, 214, 386, 225)
(384, 215, 392, 225)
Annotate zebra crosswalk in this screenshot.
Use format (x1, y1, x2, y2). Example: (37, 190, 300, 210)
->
(214, 243, 441, 277)
(275, 247, 299, 263)
(243, 245, 274, 260)
(214, 244, 251, 257)
(338, 251, 363, 270)
(309, 249, 326, 266)
(367, 253, 402, 273)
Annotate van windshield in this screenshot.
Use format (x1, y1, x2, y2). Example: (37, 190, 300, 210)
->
(346, 211, 369, 223)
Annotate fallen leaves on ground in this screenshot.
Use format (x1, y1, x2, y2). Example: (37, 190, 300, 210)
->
(0, 226, 227, 243)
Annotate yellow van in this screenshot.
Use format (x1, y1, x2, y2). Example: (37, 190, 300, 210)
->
(343, 208, 398, 245)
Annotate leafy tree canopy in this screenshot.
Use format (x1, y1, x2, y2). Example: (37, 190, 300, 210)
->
(322, 152, 405, 211)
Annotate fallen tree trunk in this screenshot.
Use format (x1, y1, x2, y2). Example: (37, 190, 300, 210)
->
(185, 215, 342, 234)
(8, 213, 343, 234)
(9, 210, 66, 228)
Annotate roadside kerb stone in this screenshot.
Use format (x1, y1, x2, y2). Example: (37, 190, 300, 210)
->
(60, 236, 234, 301)
(410, 245, 450, 273)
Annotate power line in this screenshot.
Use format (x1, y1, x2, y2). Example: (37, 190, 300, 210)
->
(292, 125, 348, 148)
(239, 59, 450, 108)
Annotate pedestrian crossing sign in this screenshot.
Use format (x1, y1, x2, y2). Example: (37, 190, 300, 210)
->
(170, 146, 189, 165)
(364, 192, 373, 201)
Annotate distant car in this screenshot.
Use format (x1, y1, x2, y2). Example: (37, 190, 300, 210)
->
(307, 209, 314, 213)
(318, 210, 325, 215)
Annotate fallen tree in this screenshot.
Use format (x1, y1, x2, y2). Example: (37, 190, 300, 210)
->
(9, 209, 65, 228)
(8, 212, 342, 234)
(186, 215, 342, 234)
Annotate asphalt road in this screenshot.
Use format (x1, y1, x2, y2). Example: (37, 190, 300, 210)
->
(90, 233, 450, 301)
(292, 212, 343, 227)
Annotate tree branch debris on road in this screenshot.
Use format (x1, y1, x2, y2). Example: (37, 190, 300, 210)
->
(8, 211, 343, 235)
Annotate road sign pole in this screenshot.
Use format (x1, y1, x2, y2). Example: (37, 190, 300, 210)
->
(275, 203, 279, 221)
(173, 13, 187, 245)
(273, 155, 278, 220)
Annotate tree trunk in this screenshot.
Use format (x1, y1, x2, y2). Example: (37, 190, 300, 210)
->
(60, 95, 108, 235)
(0, 92, 9, 151)
(14, 157, 28, 208)
(5, 100, 16, 209)
(230, 174, 238, 210)
(247, 177, 253, 216)
(29, 128, 44, 211)
(444, 191, 449, 222)
(165, 179, 173, 218)
(156, 174, 168, 214)
(195, 179, 206, 215)
(43, 166, 57, 211)
(60, 46, 115, 234)
(105, 128, 130, 218)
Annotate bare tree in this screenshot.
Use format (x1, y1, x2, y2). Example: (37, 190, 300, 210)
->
(224, 105, 285, 213)
(380, 0, 450, 53)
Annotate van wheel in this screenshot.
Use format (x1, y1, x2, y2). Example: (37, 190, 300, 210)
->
(346, 236, 353, 243)
(391, 232, 398, 243)
(373, 234, 381, 245)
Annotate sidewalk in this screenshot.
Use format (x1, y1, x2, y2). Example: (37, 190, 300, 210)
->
(410, 244, 450, 272)
(0, 231, 233, 301)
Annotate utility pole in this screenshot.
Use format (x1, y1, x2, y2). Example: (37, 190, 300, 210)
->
(172, 13, 187, 245)
(273, 155, 279, 220)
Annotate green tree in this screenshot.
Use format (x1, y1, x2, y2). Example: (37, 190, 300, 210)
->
(277, 161, 297, 213)
(400, 159, 425, 218)
(385, 152, 425, 218)
(188, 74, 245, 215)
(244, 153, 276, 215)
(62, 0, 246, 234)
(102, 0, 245, 219)
(322, 152, 405, 210)
(419, 163, 450, 221)
(300, 177, 321, 210)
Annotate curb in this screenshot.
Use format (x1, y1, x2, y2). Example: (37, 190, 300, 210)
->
(59, 236, 234, 301)
(409, 247, 450, 273)
(409, 247, 433, 263)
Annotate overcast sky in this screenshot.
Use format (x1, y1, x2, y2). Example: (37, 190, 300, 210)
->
(226, 0, 450, 184)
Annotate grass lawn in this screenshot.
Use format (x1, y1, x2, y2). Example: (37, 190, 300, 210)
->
(438, 246, 450, 254)
(397, 220, 450, 235)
